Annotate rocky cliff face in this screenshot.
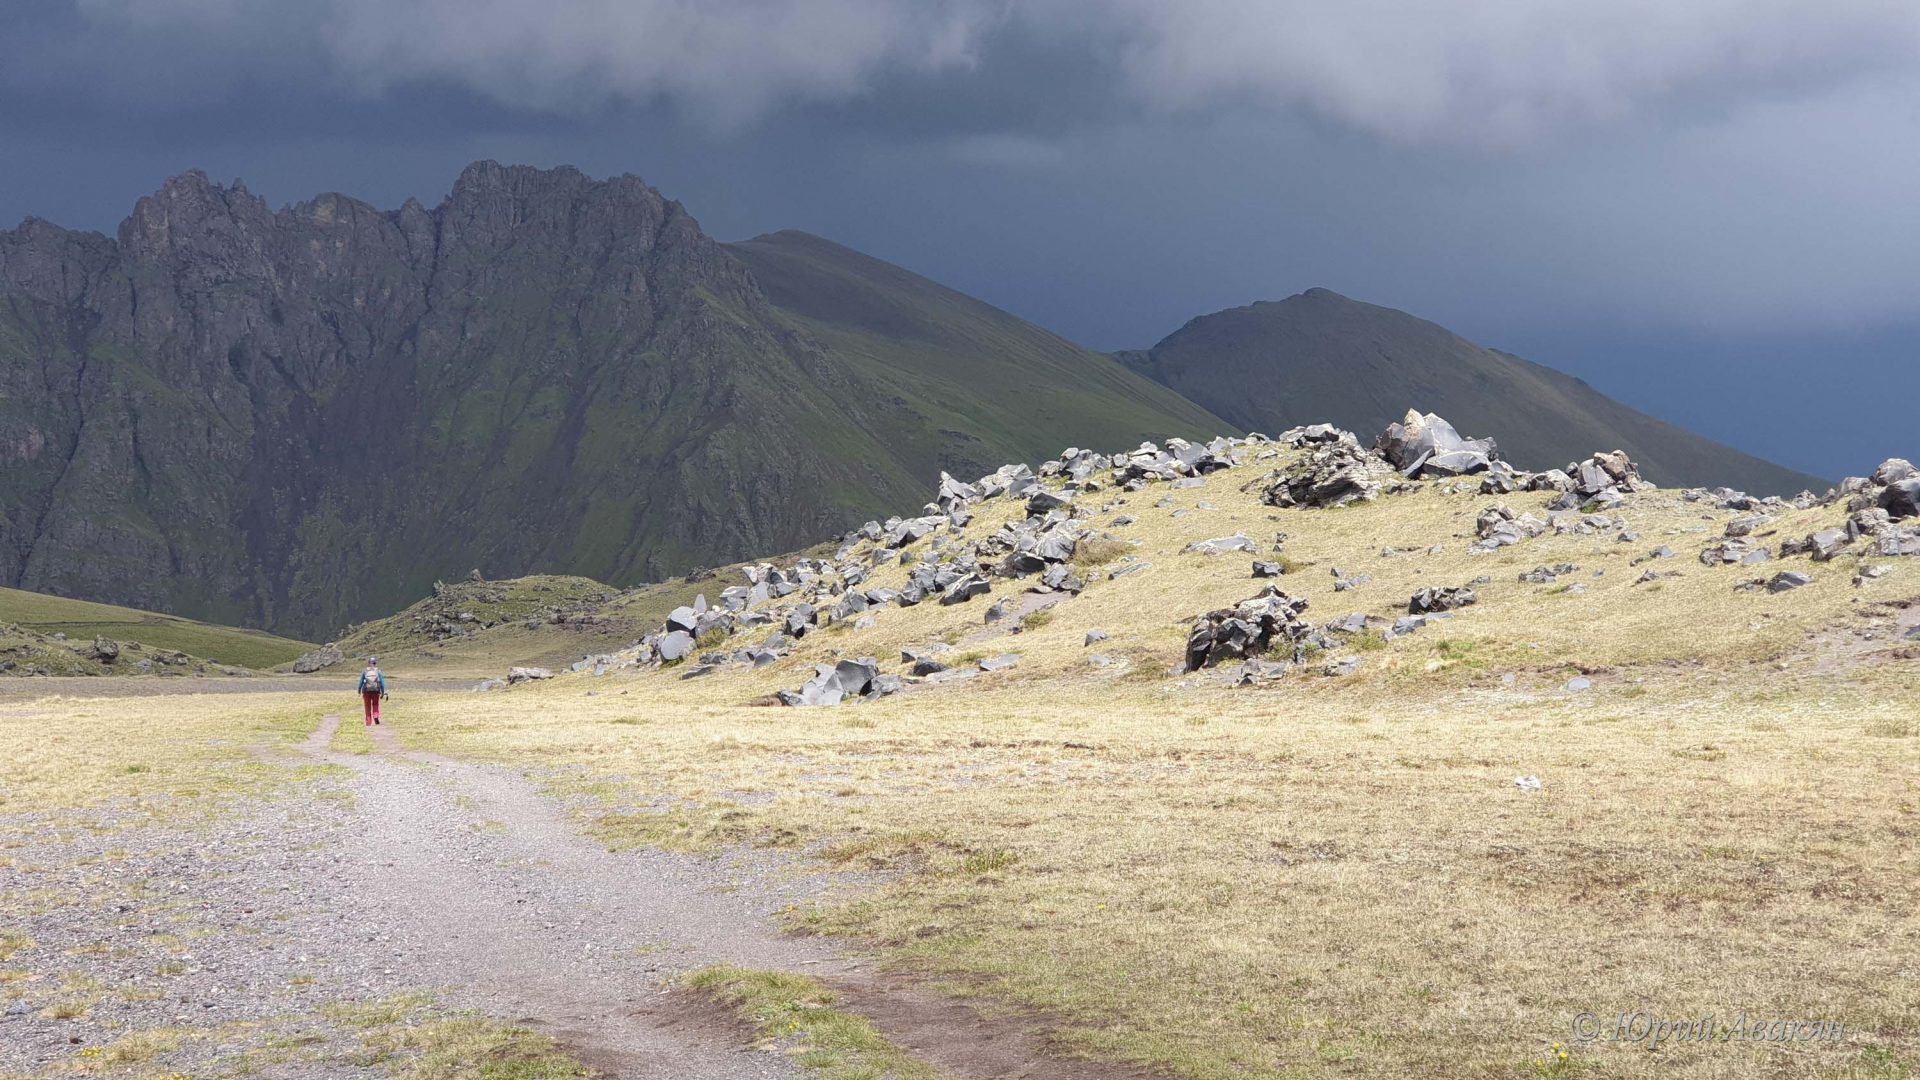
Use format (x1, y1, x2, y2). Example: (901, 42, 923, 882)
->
(0, 163, 1220, 638)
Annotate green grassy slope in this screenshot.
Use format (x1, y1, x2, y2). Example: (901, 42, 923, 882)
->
(1118, 288, 1827, 494)
(728, 231, 1231, 469)
(0, 586, 314, 669)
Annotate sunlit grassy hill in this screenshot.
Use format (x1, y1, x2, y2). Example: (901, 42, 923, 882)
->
(0, 586, 314, 674)
(471, 426, 1908, 699)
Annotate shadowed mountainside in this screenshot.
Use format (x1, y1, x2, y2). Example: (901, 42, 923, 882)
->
(0, 165, 1223, 638)
(1117, 288, 1825, 495)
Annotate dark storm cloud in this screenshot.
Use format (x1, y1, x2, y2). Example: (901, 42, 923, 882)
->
(4, 1, 1920, 478)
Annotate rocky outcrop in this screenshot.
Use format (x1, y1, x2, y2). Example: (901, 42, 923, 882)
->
(292, 644, 344, 673)
(1376, 410, 1497, 477)
(1185, 587, 1317, 672)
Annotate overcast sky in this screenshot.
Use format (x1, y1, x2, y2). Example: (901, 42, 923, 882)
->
(5, 0, 1918, 479)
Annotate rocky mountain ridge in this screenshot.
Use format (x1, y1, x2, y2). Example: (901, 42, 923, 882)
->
(0, 163, 1220, 638)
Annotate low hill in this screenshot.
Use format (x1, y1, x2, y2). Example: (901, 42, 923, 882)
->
(1117, 288, 1826, 494)
(0, 586, 314, 672)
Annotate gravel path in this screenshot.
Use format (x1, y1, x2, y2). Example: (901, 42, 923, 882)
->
(5, 706, 1158, 1080)
(294, 714, 862, 1077)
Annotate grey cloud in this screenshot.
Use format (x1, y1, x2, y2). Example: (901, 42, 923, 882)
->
(45, 0, 1920, 145)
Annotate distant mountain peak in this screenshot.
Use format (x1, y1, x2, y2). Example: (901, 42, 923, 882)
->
(1121, 292, 1824, 494)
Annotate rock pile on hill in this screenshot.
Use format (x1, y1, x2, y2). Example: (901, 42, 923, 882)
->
(541, 413, 1683, 694)
(1185, 587, 1316, 672)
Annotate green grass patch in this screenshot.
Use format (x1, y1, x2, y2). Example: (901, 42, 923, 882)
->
(685, 966, 942, 1079)
(0, 585, 313, 669)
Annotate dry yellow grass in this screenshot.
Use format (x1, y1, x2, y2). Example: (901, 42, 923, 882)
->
(0, 692, 338, 819)
(6, 454, 1918, 1078)
(371, 459, 1920, 1079)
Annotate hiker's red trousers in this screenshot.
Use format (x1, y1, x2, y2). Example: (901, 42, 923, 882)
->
(362, 690, 382, 725)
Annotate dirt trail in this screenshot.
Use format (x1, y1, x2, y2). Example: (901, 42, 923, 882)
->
(290, 715, 1163, 1080)
(299, 715, 828, 1077)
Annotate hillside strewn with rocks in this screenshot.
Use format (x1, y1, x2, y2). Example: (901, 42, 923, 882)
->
(484, 408, 1907, 704)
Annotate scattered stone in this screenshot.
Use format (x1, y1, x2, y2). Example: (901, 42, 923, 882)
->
(1185, 533, 1256, 556)
(1409, 586, 1477, 615)
(1323, 656, 1361, 677)
(1565, 676, 1591, 693)
(1514, 775, 1544, 792)
(1725, 514, 1774, 537)
(506, 666, 553, 684)
(1767, 571, 1813, 593)
(1700, 538, 1763, 566)
(1084, 629, 1109, 646)
(978, 654, 1021, 672)
(983, 599, 1010, 625)
(1251, 560, 1285, 578)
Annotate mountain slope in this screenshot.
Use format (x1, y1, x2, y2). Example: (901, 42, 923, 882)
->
(1118, 288, 1825, 494)
(0, 165, 1224, 638)
(729, 230, 1226, 464)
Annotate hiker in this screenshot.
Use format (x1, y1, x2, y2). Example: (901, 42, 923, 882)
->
(358, 658, 388, 726)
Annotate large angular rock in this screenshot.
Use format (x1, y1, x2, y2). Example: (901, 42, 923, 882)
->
(1872, 458, 1917, 486)
(1375, 410, 1497, 477)
(939, 574, 992, 605)
(656, 630, 695, 662)
(1781, 528, 1849, 561)
(1881, 479, 1920, 521)
(778, 657, 882, 706)
(785, 604, 818, 638)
